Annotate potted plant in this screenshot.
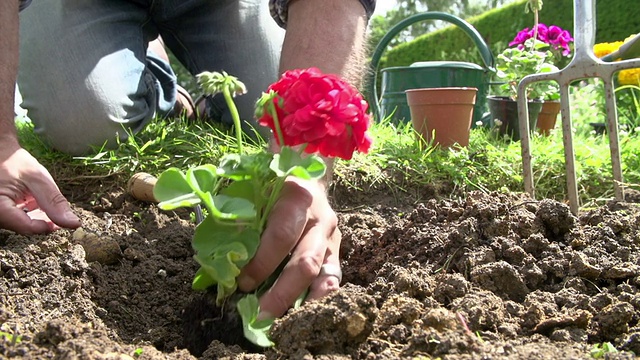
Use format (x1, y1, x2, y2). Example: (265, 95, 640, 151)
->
(487, 0, 573, 139)
(488, 38, 560, 140)
(506, 23, 574, 135)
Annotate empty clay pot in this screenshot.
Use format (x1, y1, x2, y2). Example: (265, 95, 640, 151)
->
(406, 87, 478, 148)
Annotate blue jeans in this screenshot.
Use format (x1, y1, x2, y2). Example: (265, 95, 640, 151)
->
(18, 0, 284, 155)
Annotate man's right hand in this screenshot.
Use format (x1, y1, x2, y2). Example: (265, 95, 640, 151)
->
(0, 144, 81, 235)
(0, 1, 76, 235)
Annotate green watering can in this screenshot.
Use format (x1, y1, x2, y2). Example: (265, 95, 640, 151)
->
(370, 12, 495, 125)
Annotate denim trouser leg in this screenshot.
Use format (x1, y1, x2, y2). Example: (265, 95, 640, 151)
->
(18, 0, 284, 156)
(154, 0, 285, 137)
(18, 0, 164, 155)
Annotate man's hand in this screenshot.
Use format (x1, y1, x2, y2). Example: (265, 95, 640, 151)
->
(0, 144, 81, 234)
(0, 1, 79, 235)
(236, 0, 369, 319)
(237, 177, 341, 318)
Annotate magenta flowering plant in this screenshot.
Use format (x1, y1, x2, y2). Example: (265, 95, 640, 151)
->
(491, 0, 573, 101)
(493, 38, 560, 101)
(509, 23, 574, 69)
(492, 23, 574, 102)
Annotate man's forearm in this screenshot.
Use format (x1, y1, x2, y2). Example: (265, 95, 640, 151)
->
(279, 0, 369, 185)
(279, 0, 369, 88)
(0, 1, 20, 146)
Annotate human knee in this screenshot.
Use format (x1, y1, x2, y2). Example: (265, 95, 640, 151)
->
(27, 93, 154, 156)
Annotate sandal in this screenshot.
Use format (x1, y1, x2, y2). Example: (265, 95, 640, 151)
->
(172, 85, 197, 120)
(194, 94, 211, 121)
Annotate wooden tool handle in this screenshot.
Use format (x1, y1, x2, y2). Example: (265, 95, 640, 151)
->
(127, 172, 158, 203)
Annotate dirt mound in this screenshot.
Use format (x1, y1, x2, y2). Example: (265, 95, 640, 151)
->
(2, 184, 640, 359)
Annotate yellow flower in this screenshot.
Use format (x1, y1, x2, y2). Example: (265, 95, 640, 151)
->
(619, 34, 640, 85)
(594, 35, 640, 85)
(618, 68, 640, 85)
(593, 41, 623, 58)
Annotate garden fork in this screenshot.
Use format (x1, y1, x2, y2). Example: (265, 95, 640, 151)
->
(516, 0, 640, 214)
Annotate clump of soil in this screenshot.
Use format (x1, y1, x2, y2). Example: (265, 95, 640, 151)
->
(2, 176, 640, 359)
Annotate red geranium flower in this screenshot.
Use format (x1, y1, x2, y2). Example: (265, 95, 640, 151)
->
(257, 67, 372, 160)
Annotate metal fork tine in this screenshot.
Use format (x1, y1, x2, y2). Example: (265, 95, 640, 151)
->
(518, 0, 640, 214)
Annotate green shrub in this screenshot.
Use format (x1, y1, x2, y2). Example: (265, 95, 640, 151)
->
(378, 0, 639, 70)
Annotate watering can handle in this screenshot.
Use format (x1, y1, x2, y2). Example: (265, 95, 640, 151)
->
(370, 12, 495, 121)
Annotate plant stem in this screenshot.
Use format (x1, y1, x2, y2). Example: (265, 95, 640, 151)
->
(223, 86, 243, 154)
(527, 0, 541, 53)
(268, 101, 286, 147)
(259, 177, 285, 231)
(256, 145, 311, 230)
(532, 9, 539, 49)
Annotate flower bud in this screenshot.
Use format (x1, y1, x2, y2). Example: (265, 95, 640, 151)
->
(197, 71, 247, 97)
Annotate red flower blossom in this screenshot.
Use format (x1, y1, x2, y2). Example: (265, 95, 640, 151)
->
(257, 67, 372, 160)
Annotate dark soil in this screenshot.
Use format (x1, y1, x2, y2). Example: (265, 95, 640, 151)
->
(2, 173, 640, 359)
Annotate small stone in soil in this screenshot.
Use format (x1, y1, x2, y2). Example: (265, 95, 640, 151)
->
(72, 228, 122, 265)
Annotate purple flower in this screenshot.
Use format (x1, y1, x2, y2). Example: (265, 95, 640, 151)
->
(509, 27, 532, 47)
(534, 23, 549, 42)
(509, 24, 574, 57)
(547, 25, 564, 42)
(547, 25, 574, 56)
(509, 24, 551, 47)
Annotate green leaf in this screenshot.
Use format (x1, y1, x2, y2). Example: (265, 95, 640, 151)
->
(195, 192, 256, 222)
(191, 215, 221, 254)
(191, 216, 261, 301)
(236, 294, 274, 347)
(157, 193, 201, 210)
(212, 242, 250, 285)
(217, 154, 252, 180)
(218, 152, 275, 182)
(236, 228, 261, 268)
(192, 267, 216, 290)
(154, 168, 200, 208)
(590, 342, 617, 358)
(290, 157, 325, 179)
(192, 216, 246, 254)
(194, 247, 242, 301)
(187, 164, 218, 193)
(210, 194, 257, 220)
(221, 180, 256, 202)
(270, 147, 326, 180)
(194, 249, 243, 285)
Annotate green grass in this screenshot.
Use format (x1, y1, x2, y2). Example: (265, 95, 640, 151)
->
(17, 119, 265, 180)
(345, 116, 639, 205)
(15, 83, 640, 210)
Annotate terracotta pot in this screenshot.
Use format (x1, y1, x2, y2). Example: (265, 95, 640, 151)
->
(537, 101, 561, 136)
(487, 96, 543, 141)
(405, 87, 477, 148)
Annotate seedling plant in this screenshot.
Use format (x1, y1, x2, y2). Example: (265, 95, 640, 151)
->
(152, 69, 372, 346)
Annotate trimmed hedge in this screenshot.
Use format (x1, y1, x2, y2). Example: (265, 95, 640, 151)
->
(377, 0, 639, 69)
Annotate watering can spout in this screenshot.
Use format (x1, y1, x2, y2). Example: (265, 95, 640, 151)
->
(369, 12, 495, 124)
(601, 33, 640, 62)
